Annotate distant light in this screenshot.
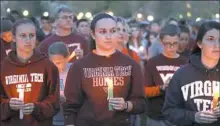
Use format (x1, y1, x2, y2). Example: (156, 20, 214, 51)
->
(196, 17, 201, 22)
(6, 8, 10, 13)
(77, 12, 84, 19)
(179, 14, 183, 19)
(147, 15, 154, 21)
(107, 11, 114, 16)
(216, 13, 220, 18)
(186, 3, 191, 9)
(23, 10, 29, 16)
(85, 12, 92, 19)
(43, 12, 49, 17)
(187, 12, 192, 17)
(137, 13, 143, 19)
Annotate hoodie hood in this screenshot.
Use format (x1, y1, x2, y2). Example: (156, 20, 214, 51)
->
(190, 52, 219, 75)
(5, 49, 47, 67)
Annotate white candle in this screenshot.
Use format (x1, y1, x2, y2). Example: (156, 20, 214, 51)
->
(213, 88, 219, 109)
(17, 88, 24, 119)
(105, 77, 114, 111)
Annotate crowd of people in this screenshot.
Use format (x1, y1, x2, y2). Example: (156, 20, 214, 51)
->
(0, 4, 220, 126)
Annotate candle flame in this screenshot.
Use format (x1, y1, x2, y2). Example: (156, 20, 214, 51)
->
(213, 88, 219, 97)
(213, 88, 219, 109)
(105, 77, 113, 88)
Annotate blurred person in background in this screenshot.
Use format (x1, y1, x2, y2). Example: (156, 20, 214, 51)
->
(7, 10, 22, 23)
(0, 18, 13, 55)
(145, 32, 158, 60)
(39, 4, 89, 63)
(115, 16, 141, 64)
(76, 18, 91, 44)
(148, 20, 164, 59)
(40, 16, 53, 37)
(177, 25, 191, 59)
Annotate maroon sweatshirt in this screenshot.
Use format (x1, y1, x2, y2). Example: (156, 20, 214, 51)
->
(1, 40, 6, 63)
(63, 50, 146, 126)
(38, 33, 89, 62)
(0, 50, 60, 126)
(1, 39, 12, 55)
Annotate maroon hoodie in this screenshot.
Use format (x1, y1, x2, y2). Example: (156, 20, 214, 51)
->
(38, 33, 89, 62)
(1, 40, 6, 63)
(63, 50, 146, 126)
(0, 50, 60, 126)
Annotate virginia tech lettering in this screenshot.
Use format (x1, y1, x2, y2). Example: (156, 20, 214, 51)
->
(5, 73, 44, 85)
(181, 80, 220, 111)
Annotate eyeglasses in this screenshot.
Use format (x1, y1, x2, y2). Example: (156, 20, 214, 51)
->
(59, 15, 74, 20)
(162, 42, 179, 48)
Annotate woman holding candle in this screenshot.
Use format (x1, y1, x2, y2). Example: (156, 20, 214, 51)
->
(163, 21, 220, 126)
(0, 19, 60, 126)
(63, 13, 146, 126)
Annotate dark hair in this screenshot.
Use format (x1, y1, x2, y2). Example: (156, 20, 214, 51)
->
(0, 18, 13, 33)
(145, 32, 158, 47)
(76, 18, 89, 27)
(90, 13, 115, 33)
(36, 29, 45, 42)
(12, 18, 36, 36)
(166, 17, 178, 25)
(41, 16, 50, 21)
(179, 25, 190, 34)
(149, 19, 161, 27)
(48, 42, 69, 58)
(29, 17, 40, 29)
(90, 13, 116, 50)
(11, 10, 20, 15)
(159, 24, 180, 40)
(192, 21, 220, 54)
(178, 19, 187, 26)
(53, 4, 73, 19)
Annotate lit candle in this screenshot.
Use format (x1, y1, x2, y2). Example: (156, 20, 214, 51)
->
(76, 45, 81, 59)
(213, 88, 219, 109)
(105, 77, 114, 111)
(17, 88, 24, 119)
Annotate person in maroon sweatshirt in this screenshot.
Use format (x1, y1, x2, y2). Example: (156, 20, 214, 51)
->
(1, 39, 6, 62)
(38, 4, 89, 63)
(63, 13, 146, 126)
(0, 18, 14, 55)
(0, 18, 60, 126)
(144, 24, 188, 126)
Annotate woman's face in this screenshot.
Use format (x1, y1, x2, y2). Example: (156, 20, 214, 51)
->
(199, 29, 220, 61)
(14, 23, 36, 54)
(179, 32, 190, 51)
(116, 22, 126, 43)
(131, 27, 140, 39)
(92, 18, 118, 51)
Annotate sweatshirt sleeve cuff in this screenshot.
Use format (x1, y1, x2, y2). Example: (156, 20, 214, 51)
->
(64, 114, 76, 125)
(188, 111, 197, 123)
(31, 103, 41, 120)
